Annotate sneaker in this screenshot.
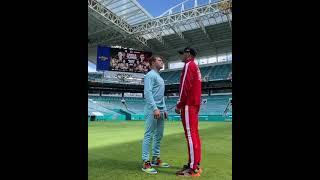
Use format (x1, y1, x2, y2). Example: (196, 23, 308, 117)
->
(176, 168, 200, 177)
(141, 161, 157, 174)
(175, 164, 189, 174)
(151, 157, 170, 168)
(196, 163, 203, 173)
(176, 164, 202, 174)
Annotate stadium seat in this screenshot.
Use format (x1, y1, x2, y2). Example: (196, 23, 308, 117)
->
(89, 94, 231, 117)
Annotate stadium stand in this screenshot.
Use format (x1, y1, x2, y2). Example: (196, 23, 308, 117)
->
(88, 93, 231, 121)
(88, 63, 232, 84)
(88, 99, 126, 120)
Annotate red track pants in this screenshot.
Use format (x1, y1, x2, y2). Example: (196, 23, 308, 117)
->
(181, 105, 201, 170)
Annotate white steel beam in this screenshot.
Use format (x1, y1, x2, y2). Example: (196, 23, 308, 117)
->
(132, 0, 232, 35)
(88, 0, 149, 48)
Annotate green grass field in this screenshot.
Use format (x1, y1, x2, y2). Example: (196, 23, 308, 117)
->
(88, 121, 232, 180)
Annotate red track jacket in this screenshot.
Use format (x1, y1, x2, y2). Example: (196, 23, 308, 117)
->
(176, 58, 202, 109)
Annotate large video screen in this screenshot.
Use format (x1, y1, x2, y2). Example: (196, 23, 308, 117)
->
(109, 48, 152, 73)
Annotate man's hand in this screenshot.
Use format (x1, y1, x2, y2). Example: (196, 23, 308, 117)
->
(154, 109, 160, 119)
(164, 111, 168, 119)
(175, 107, 181, 114)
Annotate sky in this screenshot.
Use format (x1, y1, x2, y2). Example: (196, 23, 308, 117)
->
(137, 0, 214, 17)
(137, 0, 186, 17)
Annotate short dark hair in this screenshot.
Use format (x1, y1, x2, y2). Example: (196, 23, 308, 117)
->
(178, 47, 197, 57)
(148, 55, 164, 66)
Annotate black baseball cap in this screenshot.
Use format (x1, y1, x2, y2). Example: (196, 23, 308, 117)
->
(178, 47, 197, 57)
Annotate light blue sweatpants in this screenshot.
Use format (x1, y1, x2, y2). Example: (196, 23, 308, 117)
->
(142, 111, 165, 161)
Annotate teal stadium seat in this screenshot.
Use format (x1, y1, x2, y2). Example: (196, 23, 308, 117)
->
(159, 63, 231, 84)
(89, 94, 231, 119)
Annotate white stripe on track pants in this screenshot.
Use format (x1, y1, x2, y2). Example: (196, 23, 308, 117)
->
(181, 105, 201, 170)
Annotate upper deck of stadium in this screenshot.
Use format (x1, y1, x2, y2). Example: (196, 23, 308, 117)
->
(88, 0, 232, 64)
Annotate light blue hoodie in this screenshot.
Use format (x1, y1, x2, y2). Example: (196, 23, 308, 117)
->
(144, 69, 167, 113)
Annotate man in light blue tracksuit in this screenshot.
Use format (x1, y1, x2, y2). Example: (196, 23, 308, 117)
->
(141, 55, 170, 174)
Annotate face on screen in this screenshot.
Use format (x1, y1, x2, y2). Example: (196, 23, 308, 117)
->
(118, 52, 124, 60)
(140, 54, 145, 61)
(137, 64, 143, 71)
(109, 50, 150, 73)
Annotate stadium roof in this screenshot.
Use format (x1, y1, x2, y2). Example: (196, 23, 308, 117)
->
(88, 0, 232, 63)
(95, 0, 153, 25)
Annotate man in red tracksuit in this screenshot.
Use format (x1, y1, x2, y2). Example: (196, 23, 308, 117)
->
(175, 47, 203, 177)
